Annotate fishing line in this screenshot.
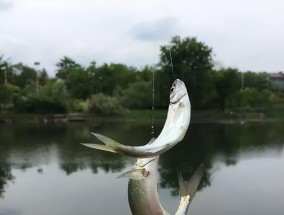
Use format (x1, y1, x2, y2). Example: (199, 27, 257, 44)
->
(149, 2, 177, 139)
(168, 47, 177, 80)
(159, 2, 177, 80)
(151, 56, 156, 138)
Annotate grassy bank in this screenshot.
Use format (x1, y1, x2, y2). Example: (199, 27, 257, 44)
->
(1, 106, 284, 124)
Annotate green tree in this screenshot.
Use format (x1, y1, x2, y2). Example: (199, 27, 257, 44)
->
(87, 93, 124, 116)
(94, 63, 137, 95)
(227, 88, 273, 110)
(115, 81, 152, 108)
(39, 79, 69, 103)
(243, 71, 271, 91)
(0, 56, 6, 85)
(159, 36, 214, 109)
(65, 67, 93, 99)
(0, 84, 20, 109)
(136, 65, 155, 82)
(214, 68, 241, 110)
(12, 63, 37, 89)
(56, 56, 81, 80)
(39, 69, 49, 86)
(14, 80, 69, 114)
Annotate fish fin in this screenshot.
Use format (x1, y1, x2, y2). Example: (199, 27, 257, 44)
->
(92, 132, 123, 150)
(117, 169, 147, 180)
(81, 143, 117, 153)
(175, 164, 204, 215)
(178, 164, 204, 201)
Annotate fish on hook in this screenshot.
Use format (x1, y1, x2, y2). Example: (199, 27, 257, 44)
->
(118, 153, 204, 215)
(82, 79, 191, 158)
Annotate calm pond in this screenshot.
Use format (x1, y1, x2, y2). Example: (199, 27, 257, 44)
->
(0, 120, 284, 215)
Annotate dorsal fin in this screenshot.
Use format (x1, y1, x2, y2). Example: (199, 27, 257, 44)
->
(117, 169, 148, 180)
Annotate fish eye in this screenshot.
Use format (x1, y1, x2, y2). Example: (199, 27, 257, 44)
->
(170, 87, 174, 93)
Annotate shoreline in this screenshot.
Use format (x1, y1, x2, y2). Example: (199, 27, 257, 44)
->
(1, 109, 284, 125)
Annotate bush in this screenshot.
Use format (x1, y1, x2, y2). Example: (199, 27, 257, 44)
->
(114, 81, 152, 108)
(225, 88, 282, 112)
(69, 99, 88, 113)
(0, 84, 20, 105)
(14, 80, 69, 114)
(14, 96, 68, 114)
(87, 93, 125, 116)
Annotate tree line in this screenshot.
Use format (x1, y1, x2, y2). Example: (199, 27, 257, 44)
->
(1, 36, 283, 116)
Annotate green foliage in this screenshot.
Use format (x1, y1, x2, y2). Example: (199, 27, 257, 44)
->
(56, 56, 81, 80)
(2, 36, 284, 116)
(243, 72, 271, 90)
(0, 56, 9, 85)
(226, 88, 274, 110)
(39, 79, 69, 102)
(14, 96, 68, 114)
(87, 93, 125, 116)
(11, 63, 37, 88)
(39, 69, 49, 86)
(69, 99, 88, 113)
(137, 66, 155, 82)
(115, 81, 152, 108)
(0, 84, 21, 111)
(14, 80, 69, 114)
(65, 67, 93, 99)
(93, 63, 137, 95)
(214, 68, 241, 110)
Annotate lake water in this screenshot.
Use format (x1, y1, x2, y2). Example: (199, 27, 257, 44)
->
(0, 120, 284, 215)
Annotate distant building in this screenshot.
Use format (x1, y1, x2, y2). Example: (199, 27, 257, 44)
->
(266, 72, 284, 87)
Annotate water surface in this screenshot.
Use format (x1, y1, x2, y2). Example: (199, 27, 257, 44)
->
(0, 120, 284, 215)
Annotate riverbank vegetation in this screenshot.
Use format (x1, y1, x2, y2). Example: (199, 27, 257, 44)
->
(1, 36, 284, 118)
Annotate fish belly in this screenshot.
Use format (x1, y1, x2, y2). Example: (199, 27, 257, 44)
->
(128, 179, 165, 215)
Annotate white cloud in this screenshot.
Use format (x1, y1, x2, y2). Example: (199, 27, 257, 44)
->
(1, 0, 284, 75)
(129, 17, 178, 41)
(0, 0, 13, 11)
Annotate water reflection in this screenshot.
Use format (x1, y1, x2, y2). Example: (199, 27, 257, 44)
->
(0, 161, 14, 198)
(159, 122, 284, 195)
(0, 121, 284, 214)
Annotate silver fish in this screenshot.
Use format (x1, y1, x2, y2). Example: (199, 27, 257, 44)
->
(82, 79, 191, 158)
(118, 153, 204, 215)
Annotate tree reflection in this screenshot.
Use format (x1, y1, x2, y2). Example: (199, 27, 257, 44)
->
(60, 160, 87, 175)
(0, 123, 130, 197)
(89, 156, 126, 174)
(0, 161, 14, 198)
(56, 124, 127, 175)
(0, 126, 15, 198)
(158, 122, 284, 196)
(0, 121, 284, 198)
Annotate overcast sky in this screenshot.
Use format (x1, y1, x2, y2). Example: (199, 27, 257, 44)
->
(1, 0, 284, 76)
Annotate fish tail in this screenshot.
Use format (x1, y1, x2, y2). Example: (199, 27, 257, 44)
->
(81, 143, 117, 153)
(81, 132, 125, 153)
(175, 164, 204, 215)
(178, 164, 204, 198)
